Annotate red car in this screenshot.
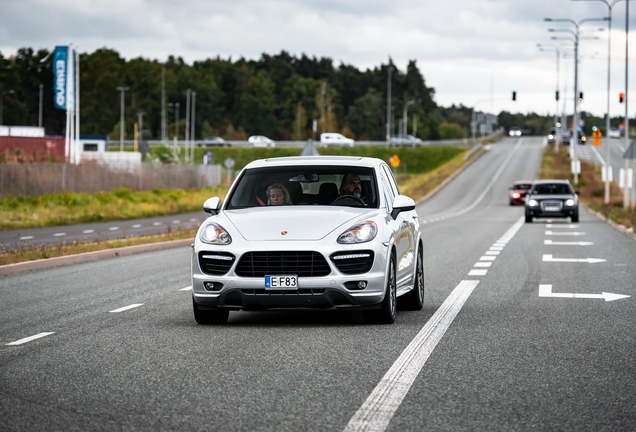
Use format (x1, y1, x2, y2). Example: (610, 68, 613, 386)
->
(509, 181, 533, 205)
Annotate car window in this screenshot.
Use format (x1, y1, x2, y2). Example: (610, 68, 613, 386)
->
(381, 165, 400, 196)
(225, 165, 379, 209)
(515, 184, 532, 190)
(532, 183, 572, 195)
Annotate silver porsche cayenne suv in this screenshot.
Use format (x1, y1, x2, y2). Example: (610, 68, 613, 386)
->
(191, 156, 424, 324)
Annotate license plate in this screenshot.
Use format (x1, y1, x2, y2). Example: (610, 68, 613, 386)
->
(545, 206, 560, 212)
(265, 275, 298, 290)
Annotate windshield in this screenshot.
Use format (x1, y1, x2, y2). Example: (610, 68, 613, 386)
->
(226, 165, 379, 209)
(532, 183, 572, 195)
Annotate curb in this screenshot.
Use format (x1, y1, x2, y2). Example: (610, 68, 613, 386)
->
(584, 205, 636, 242)
(0, 238, 193, 277)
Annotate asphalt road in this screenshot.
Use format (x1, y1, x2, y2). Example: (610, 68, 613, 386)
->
(1, 136, 635, 431)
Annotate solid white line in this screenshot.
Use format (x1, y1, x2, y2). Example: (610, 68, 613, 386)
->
(6, 332, 55, 346)
(468, 269, 487, 276)
(109, 303, 143, 313)
(343, 280, 480, 432)
(180, 286, 193, 291)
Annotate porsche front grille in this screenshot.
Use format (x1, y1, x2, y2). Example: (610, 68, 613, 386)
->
(235, 251, 331, 277)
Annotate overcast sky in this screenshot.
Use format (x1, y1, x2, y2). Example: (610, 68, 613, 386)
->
(3, 0, 636, 119)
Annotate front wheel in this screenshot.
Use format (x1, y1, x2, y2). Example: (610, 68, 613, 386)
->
(364, 255, 397, 324)
(192, 298, 229, 324)
(525, 213, 533, 223)
(571, 212, 579, 223)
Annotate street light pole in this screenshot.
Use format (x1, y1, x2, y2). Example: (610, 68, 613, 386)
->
(116, 86, 129, 152)
(185, 89, 191, 162)
(402, 100, 415, 137)
(0, 90, 15, 126)
(545, 16, 610, 185)
(190, 92, 196, 162)
(38, 83, 43, 128)
(386, 57, 392, 143)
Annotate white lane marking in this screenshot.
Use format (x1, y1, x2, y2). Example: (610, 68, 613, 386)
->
(468, 269, 488, 276)
(590, 145, 606, 165)
(109, 227, 119, 231)
(485, 251, 500, 255)
(544, 240, 594, 246)
(479, 256, 496, 261)
(153, 222, 162, 226)
(542, 254, 606, 264)
(343, 280, 480, 432)
(490, 247, 504, 251)
(82, 229, 94, 234)
(545, 231, 585, 236)
(19, 236, 34, 240)
(172, 220, 181, 224)
(474, 262, 492, 268)
(546, 224, 578, 229)
(109, 303, 143, 313)
(6, 332, 55, 346)
(53, 232, 66, 237)
(180, 286, 193, 291)
(420, 139, 523, 224)
(539, 284, 630, 302)
(132, 224, 142, 228)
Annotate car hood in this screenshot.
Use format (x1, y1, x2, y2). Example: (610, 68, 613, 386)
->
(529, 194, 576, 201)
(223, 207, 373, 241)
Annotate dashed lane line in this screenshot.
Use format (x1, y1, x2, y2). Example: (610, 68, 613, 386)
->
(6, 332, 55, 346)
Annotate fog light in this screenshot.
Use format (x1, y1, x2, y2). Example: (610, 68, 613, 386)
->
(345, 281, 368, 290)
(358, 281, 367, 289)
(203, 281, 223, 291)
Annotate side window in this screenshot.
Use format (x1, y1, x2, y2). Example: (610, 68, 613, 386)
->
(379, 172, 395, 212)
(381, 165, 400, 196)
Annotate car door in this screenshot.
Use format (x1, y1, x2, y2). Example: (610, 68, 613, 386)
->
(380, 165, 416, 288)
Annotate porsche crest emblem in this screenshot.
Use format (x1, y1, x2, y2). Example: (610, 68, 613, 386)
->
(281, 231, 288, 235)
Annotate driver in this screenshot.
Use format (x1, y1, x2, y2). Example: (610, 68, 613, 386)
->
(339, 173, 367, 205)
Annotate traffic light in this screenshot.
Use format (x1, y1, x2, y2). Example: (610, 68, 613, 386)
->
(620, 92, 625, 103)
(555, 91, 559, 101)
(512, 91, 516, 101)
(579, 92, 583, 101)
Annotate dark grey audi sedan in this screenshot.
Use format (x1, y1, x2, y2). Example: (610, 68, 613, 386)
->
(525, 179, 579, 223)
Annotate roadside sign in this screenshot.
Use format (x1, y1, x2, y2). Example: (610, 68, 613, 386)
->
(224, 157, 235, 169)
(389, 154, 400, 168)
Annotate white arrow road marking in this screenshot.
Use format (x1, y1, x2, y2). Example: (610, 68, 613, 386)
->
(545, 231, 586, 236)
(544, 240, 594, 246)
(343, 280, 480, 432)
(6, 332, 55, 346)
(542, 254, 606, 264)
(539, 284, 630, 301)
(109, 303, 143, 313)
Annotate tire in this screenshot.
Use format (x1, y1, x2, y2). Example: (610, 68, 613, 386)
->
(401, 247, 424, 310)
(525, 213, 533, 223)
(192, 298, 229, 324)
(364, 255, 397, 324)
(571, 212, 579, 223)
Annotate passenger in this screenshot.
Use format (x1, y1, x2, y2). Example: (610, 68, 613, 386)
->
(266, 183, 292, 206)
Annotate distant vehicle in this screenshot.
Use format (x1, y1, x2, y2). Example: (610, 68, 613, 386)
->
(198, 136, 228, 147)
(320, 132, 355, 147)
(609, 128, 621, 139)
(248, 135, 276, 147)
(508, 181, 533, 205)
(547, 127, 558, 144)
(389, 134, 422, 147)
(578, 133, 587, 145)
(509, 127, 522, 137)
(525, 179, 579, 223)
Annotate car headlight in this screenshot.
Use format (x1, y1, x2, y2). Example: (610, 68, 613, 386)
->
(565, 199, 575, 206)
(337, 221, 377, 244)
(200, 222, 232, 245)
(528, 199, 539, 207)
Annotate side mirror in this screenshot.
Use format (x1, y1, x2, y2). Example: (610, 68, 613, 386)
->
(575, 191, 580, 195)
(203, 197, 222, 214)
(391, 195, 416, 219)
